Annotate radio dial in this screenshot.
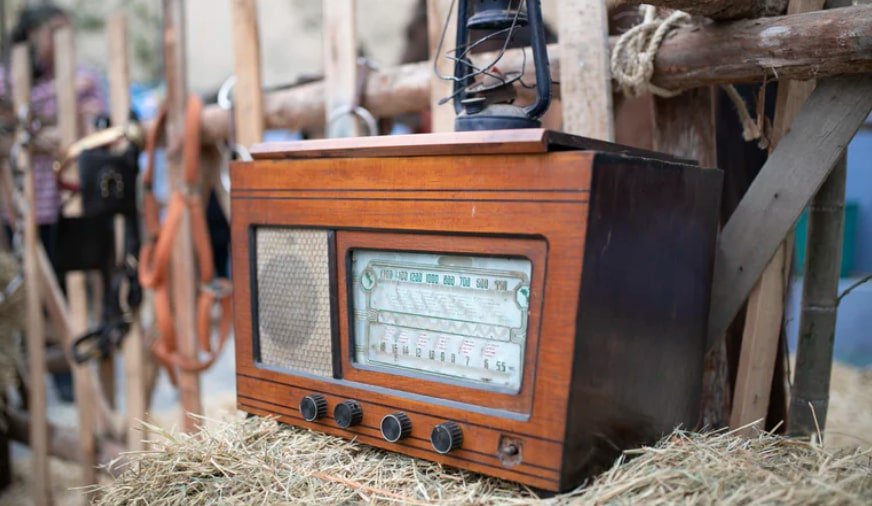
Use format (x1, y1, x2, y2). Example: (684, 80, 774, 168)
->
(334, 400, 363, 428)
(380, 412, 412, 442)
(300, 394, 328, 421)
(430, 421, 463, 454)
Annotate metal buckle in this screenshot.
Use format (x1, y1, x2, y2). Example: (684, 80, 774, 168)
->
(201, 278, 233, 300)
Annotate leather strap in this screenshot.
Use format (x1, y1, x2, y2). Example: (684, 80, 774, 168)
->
(139, 95, 233, 386)
(54, 123, 143, 191)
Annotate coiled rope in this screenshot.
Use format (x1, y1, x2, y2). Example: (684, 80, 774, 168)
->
(610, 5, 769, 148)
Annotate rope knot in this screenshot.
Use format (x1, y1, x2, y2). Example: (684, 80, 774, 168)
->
(610, 6, 691, 98)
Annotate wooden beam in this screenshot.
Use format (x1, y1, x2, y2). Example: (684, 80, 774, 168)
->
(13, 43, 50, 506)
(426, 0, 457, 132)
(108, 11, 148, 452)
(53, 24, 99, 491)
(558, 0, 614, 140)
(613, 0, 787, 20)
(230, 0, 264, 146)
(324, 0, 362, 138)
(707, 75, 872, 345)
(162, 0, 202, 431)
(652, 86, 722, 426)
(651, 6, 871, 90)
(652, 89, 717, 166)
(730, 0, 825, 436)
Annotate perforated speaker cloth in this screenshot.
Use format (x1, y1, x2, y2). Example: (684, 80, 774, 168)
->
(255, 228, 333, 377)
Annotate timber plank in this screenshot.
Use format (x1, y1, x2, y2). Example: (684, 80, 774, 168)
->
(231, 0, 265, 147)
(558, 0, 614, 140)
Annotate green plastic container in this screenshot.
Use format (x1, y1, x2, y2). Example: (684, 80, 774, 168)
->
(794, 202, 858, 277)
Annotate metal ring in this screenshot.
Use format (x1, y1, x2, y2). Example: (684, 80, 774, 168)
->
(218, 75, 237, 111)
(231, 144, 253, 162)
(327, 105, 378, 137)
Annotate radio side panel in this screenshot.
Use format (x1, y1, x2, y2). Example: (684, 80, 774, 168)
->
(560, 154, 723, 489)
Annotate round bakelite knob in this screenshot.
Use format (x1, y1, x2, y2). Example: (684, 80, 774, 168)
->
(380, 412, 412, 442)
(430, 421, 463, 454)
(334, 400, 363, 428)
(299, 394, 327, 422)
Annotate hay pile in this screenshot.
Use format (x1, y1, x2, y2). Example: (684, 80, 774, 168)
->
(93, 416, 872, 505)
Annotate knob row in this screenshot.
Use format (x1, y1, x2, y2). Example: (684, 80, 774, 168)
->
(299, 394, 463, 454)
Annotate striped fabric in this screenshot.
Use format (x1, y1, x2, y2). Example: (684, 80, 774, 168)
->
(1, 66, 107, 224)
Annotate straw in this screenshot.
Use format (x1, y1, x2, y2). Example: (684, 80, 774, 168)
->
(91, 416, 872, 505)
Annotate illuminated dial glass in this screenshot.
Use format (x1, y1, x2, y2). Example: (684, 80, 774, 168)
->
(351, 250, 532, 394)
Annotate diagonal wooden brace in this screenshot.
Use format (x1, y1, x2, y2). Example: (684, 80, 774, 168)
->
(707, 75, 872, 347)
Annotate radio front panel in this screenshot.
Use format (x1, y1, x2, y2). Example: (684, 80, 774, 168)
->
(232, 130, 723, 492)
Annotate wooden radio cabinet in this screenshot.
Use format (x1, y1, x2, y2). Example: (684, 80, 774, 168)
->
(231, 129, 723, 491)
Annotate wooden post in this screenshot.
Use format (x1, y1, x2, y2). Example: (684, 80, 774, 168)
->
(324, 0, 362, 138)
(108, 11, 148, 451)
(13, 43, 51, 506)
(163, 0, 203, 431)
(558, 0, 614, 140)
(787, 158, 846, 437)
(53, 25, 99, 490)
(785, 0, 861, 439)
(427, 0, 457, 132)
(651, 87, 724, 426)
(231, 0, 264, 147)
(729, 0, 825, 435)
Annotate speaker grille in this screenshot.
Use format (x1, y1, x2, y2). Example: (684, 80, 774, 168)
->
(254, 228, 334, 377)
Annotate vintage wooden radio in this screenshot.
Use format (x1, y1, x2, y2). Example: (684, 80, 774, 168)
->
(230, 129, 723, 491)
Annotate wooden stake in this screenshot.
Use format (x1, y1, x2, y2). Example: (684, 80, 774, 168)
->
(13, 42, 51, 506)
(163, 0, 203, 431)
(788, 157, 846, 437)
(426, 0, 457, 132)
(324, 0, 362, 138)
(108, 11, 148, 451)
(53, 25, 99, 491)
(230, 0, 264, 147)
(729, 0, 825, 435)
(558, 0, 614, 140)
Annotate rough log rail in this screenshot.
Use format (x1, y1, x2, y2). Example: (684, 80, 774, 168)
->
(612, 0, 788, 20)
(5, 6, 870, 148)
(202, 5, 872, 141)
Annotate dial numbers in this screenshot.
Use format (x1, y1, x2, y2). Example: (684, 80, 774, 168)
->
(351, 250, 532, 393)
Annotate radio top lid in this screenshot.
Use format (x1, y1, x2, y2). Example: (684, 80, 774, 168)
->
(248, 129, 693, 165)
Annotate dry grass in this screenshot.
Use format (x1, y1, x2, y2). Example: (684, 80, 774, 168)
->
(91, 416, 872, 505)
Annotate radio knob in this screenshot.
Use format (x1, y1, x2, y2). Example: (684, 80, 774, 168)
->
(430, 421, 463, 454)
(380, 412, 412, 442)
(334, 400, 363, 428)
(299, 394, 328, 422)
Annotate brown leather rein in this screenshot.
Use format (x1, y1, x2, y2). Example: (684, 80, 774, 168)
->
(139, 95, 232, 386)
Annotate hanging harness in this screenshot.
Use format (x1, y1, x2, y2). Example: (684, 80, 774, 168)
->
(139, 95, 232, 386)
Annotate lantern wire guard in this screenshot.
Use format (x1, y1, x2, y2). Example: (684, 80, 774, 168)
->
(433, 0, 552, 131)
